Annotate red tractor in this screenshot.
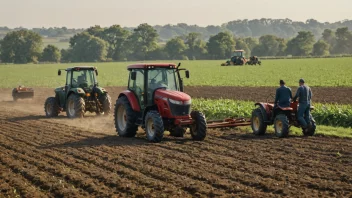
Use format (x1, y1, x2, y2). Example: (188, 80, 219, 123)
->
(251, 100, 316, 138)
(114, 63, 207, 143)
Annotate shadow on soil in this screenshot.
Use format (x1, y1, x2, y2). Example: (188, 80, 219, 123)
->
(7, 115, 67, 122)
(219, 132, 303, 140)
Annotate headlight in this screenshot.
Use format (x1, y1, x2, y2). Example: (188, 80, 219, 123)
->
(184, 99, 192, 105)
(169, 98, 183, 105)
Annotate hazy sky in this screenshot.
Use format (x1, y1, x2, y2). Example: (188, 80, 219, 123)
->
(0, 0, 351, 28)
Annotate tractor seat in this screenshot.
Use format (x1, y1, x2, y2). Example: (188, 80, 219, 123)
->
(279, 106, 293, 111)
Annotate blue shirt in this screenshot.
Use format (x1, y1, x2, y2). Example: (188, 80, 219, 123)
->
(293, 85, 312, 104)
(275, 85, 292, 107)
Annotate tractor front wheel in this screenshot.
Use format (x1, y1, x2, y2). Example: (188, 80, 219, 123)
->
(190, 111, 207, 141)
(145, 111, 164, 143)
(66, 94, 85, 118)
(44, 97, 60, 117)
(251, 108, 267, 135)
(303, 119, 316, 136)
(98, 93, 112, 115)
(274, 114, 289, 138)
(114, 96, 138, 137)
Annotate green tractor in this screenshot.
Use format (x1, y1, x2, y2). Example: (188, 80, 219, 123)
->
(221, 50, 248, 66)
(44, 66, 111, 118)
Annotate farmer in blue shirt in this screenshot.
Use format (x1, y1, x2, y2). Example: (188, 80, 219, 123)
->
(274, 80, 292, 108)
(293, 78, 313, 131)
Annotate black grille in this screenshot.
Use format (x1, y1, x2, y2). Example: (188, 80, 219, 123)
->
(169, 102, 191, 116)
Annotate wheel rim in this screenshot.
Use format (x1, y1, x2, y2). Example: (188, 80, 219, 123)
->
(275, 120, 283, 134)
(46, 103, 52, 115)
(68, 99, 75, 116)
(146, 118, 155, 137)
(253, 116, 260, 131)
(117, 105, 127, 130)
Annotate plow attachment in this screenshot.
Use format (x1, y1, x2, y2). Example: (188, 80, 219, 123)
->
(12, 86, 34, 101)
(207, 118, 251, 129)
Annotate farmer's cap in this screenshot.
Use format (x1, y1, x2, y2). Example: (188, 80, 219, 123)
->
(299, 78, 305, 83)
(279, 80, 285, 84)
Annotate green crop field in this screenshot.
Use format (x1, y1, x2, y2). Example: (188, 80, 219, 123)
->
(0, 58, 352, 88)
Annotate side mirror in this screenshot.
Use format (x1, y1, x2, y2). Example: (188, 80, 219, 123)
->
(131, 71, 137, 81)
(95, 70, 98, 76)
(185, 70, 190, 78)
(58, 70, 61, 76)
(178, 62, 181, 67)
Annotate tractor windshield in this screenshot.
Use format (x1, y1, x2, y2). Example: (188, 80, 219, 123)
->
(71, 69, 96, 88)
(233, 51, 243, 57)
(148, 68, 178, 91)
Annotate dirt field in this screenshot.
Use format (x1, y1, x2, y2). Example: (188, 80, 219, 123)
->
(2, 86, 351, 104)
(0, 89, 351, 197)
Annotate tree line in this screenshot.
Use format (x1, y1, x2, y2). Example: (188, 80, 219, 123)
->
(2, 18, 352, 41)
(0, 24, 352, 63)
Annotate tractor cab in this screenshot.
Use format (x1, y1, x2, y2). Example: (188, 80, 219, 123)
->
(127, 63, 190, 110)
(114, 63, 207, 143)
(232, 50, 244, 58)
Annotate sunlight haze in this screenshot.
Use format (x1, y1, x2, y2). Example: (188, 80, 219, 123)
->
(0, 0, 351, 28)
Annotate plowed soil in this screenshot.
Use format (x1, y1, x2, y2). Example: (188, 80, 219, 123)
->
(0, 91, 351, 197)
(2, 86, 351, 104)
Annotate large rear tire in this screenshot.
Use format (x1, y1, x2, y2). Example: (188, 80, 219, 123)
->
(190, 111, 207, 141)
(274, 114, 289, 138)
(251, 108, 267, 135)
(145, 111, 164, 143)
(98, 93, 112, 116)
(44, 97, 60, 117)
(114, 96, 138, 137)
(66, 94, 85, 118)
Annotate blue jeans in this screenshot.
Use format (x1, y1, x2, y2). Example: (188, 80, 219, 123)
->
(298, 103, 311, 128)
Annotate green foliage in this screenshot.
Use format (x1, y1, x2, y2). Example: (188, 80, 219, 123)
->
(207, 32, 235, 59)
(333, 27, 352, 54)
(165, 37, 187, 59)
(235, 39, 250, 57)
(313, 40, 330, 56)
(286, 31, 315, 56)
(41, 44, 61, 62)
(252, 35, 286, 56)
(0, 30, 42, 63)
(184, 33, 207, 60)
(69, 32, 108, 62)
(192, 98, 352, 128)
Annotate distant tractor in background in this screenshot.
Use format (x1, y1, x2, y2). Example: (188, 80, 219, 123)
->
(246, 56, 262, 65)
(221, 50, 248, 66)
(44, 66, 111, 118)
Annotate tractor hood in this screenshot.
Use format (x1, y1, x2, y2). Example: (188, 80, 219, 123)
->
(155, 89, 191, 102)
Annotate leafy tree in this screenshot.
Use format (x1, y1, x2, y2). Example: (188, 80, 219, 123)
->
(184, 32, 207, 60)
(312, 40, 330, 56)
(235, 39, 250, 57)
(102, 25, 130, 60)
(207, 32, 235, 59)
(41, 44, 61, 62)
(128, 23, 158, 60)
(251, 35, 286, 56)
(286, 31, 315, 56)
(333, 27, 352, 54)
(165, 37, 187, 59)
(243, 37, 259, 51)
(60, 48, 72, 62)
(69, 32, 108, 62)
(0, 30, 42, 63)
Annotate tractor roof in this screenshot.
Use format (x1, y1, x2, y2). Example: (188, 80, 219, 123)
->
(127, 63, 177, 70)
(65, 66, 96, 71)
(234, 50, 244, 52)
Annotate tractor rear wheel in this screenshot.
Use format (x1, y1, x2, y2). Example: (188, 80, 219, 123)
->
(169, 127, 186, 137)
(274, 114, 289, 138)
(66, 94, 85, 118)
(190, 111, 207, 141)
(98, 93, 111, 115)
(114, 96, 138, 137)
(145, 111, 164, 143)
(251, 108, 267, 135)
(303, 119, 316, 136)
(44, 97, 60, 117)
